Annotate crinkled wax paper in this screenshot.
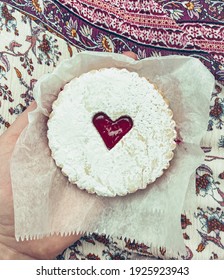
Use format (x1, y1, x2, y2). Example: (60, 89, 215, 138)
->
(10, 52, 215, 256)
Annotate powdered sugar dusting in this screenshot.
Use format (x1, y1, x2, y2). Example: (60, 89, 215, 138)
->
(47, 68, 176, 196)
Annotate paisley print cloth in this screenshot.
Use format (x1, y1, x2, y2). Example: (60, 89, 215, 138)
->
(0, 0, 224, 259)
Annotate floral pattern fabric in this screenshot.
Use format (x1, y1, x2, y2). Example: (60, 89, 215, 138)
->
(0, 0, 224, 260)
(1, 0, 224, 82)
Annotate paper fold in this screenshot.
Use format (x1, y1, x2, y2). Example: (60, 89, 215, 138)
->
(11, 52, 215, 256)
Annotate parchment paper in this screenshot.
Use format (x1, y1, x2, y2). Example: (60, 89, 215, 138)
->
(11, 52, 215, 256)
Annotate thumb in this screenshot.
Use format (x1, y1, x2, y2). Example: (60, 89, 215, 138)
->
(122, 51, 138, 60)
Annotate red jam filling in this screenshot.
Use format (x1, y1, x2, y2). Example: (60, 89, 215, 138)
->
(92, 112, 133, 150)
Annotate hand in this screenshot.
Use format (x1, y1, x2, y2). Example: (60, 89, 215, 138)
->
(0, 102, 82, 259)
(0, 51, 138, 260)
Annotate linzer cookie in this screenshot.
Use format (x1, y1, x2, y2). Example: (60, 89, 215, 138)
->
(47, 68, 176, 196)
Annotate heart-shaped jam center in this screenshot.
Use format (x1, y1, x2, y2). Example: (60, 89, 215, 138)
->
(92, 112, 133, 150)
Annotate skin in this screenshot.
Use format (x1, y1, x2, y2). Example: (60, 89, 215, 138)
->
(0, 102, 82, 259)
(0, 52, 138, 260)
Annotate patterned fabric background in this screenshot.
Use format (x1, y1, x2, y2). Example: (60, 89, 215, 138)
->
(0, 0, 224, 259)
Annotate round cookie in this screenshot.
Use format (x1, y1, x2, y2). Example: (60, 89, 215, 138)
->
(47, 68, 176, 197)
